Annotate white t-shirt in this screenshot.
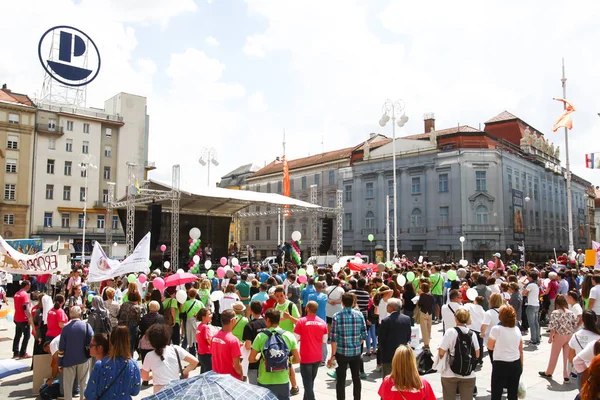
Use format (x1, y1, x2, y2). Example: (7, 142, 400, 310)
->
(524, 282, 540, 307)
(439, 326, 480, 379)
(142, 345, 191, 386)
(589, 285, 600, 314)
(325, 286, 344, 318)
(482, 308, 500, 346)
(488, 326, 522, 362)
(569, 329, 600, 354)
(220, 293, 240, 312)
(574, 340, 599, 372)
(441, 302, 464, 330)
(569, 303, 583, 318)
(378, 299, 388, 323)
(49, 335, 61, 355)
(464, 303, 485, 332)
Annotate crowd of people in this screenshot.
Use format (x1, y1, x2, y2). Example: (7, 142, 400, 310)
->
(5, 254, 600, 400)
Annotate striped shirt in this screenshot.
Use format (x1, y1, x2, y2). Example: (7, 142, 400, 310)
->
(331, 307, 367, 357)
(349, 289, 370, 319)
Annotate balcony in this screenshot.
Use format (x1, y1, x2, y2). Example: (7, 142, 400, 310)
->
(37, 102, 124, 122)
(94, 201, 107, 208)
(463, 224, 500, 233)
(361, 229, 379, 235)
(36, 123, 64, 135)
(409, 227, 426, 234)
(35, 226, 122, 235)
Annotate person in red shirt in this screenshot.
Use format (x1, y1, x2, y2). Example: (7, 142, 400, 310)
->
(46, 294, 68, 342)
(292, 300, 328, 400)
(12, 280, 32, 359)
(211, 309, 243, 379)
(196, 308, 214, 373)
(262, 287, 277, 315)
(378, 345, 436, 400)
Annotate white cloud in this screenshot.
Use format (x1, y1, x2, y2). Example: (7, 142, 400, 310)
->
(248, 91, 268, 113)
(205, 36, 220, 47)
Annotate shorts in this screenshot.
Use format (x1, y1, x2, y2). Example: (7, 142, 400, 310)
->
(327, 317, 333, 324)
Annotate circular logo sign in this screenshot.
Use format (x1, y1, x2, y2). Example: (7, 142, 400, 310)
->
(38, 25, 101, 87)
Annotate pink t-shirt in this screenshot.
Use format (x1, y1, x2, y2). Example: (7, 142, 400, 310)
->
(13, 289, 29, 323)
(378, 377, 436, 400)
(196, 324, 213, 355)
(294, 315, 328, 364)
(211, 330, 242, 379)
(46, 308, 68, 337)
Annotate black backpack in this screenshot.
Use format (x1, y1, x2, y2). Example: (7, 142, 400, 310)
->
(417, 347, 435, 375)
(449, 327, 477, 376)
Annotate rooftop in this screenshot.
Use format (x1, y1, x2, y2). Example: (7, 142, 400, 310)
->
(485, 110, 519, 124)
(404, 125, 483, 140)
(0, 85, 35, 108)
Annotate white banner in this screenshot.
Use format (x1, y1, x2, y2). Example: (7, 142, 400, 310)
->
(0, 236, 61, 275)
(593, 241, 600, 270)
(87, 232, 151, 282)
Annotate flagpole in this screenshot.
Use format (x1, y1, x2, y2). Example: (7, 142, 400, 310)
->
(562, 58, 575, 258)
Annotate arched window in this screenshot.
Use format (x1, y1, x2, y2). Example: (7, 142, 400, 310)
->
(365, 211, 375, 229)
(476, 205, 488, 224)
(411, 208, 422, 227)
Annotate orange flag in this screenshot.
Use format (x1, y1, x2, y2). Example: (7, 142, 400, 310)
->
(552, 98, 576, 132)
(282, 156, 291, 217)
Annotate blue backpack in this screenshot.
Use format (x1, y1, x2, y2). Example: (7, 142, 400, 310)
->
(262, 329, 290, 372)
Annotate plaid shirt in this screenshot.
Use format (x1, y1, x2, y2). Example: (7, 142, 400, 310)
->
(331, 307, 367, 357)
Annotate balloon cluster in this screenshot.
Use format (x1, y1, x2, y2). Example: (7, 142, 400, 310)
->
(290, 240, 301, 266)
(188, 227, 202, 271)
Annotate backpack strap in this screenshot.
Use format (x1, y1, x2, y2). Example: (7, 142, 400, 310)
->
(448, 304, 455, 315)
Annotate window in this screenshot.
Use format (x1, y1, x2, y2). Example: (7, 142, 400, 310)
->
(411, 177, 421, 194)
(411, 208, 422, 227)
(535, 211, 540, 229)
(328, 196, 335, 208)
(66, 139, 73, 152)
(314, 174, 320, 186)
(48, 138, 56, 150)
(345, 185, 352, 202)
(4, 184, 15, 200)
(61, 213, 70, 228)
(439, 206, 449, 226)
(44, 212, 53, 228)
(439, 174, 448, 192)
(290, 179, 294, 192)
(103, 190, 108, 203)
(64, 161, 72, 176)
(266, 183, 271, 193)
(66, 121, 73, 131)
(81, 165, 87, 177)
(47, 159, 55, 174)
(244, 227, 249, 241)
(3, 214, 14, 225)
(82, 141, 89, 154)
(5, 159, 16, 173)
(48, 119, 56, 131)
(104, 166, 111, 180)
(301, 223, 307, 239)
(365, 211, 375, 229)
(112, 216, 119, 229)
(78, 214, 84, 229)
(83, 123, 89, 134)
(45, 184, 54, 200)
(80, 187, 86, 201)
(301, 176, 307, 190)
(105, 128, 112, 138)
(254, 226, 260, 241)
(329, 170, 335, 185)
(366, 182, 374, 198)
(104, 145, 112, 158)
(344, 213, 353, 231)
(277, 181, 282, 194)
(476, 205, 489, 224)
(97, 215, 105, 229)
(266, 226, 271, 240)
(507, 173, 512, 191)
(8, 113, 19, 124)
(63, 186, 71, 201)
(7, 135, 18, 149)
(388, 180, 394, 197)
(475, 171, 487, 192)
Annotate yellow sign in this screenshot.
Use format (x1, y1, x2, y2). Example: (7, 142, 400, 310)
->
(585, 250, 596, 267)
(375, 249, 385, 263)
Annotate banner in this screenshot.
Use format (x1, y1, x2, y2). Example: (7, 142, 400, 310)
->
(6, 238, 43, 255)
(512, 189, 524, 241)
(592, 241, 600, 270)
(87, 232, 151, 282)
(585, 153, 600, 169)
(0, 236, 61, 274)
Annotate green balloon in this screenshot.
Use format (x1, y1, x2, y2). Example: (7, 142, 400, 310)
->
(127, 274, 136, 283)
(368, 234, 374, 242)
(148, 260, 152, 267)
(447, 270, 457, 281)
(207, 270, 215, 278)
(87, 294, 93, 303)
(406, 271, 415, 282)
(385, 261, 393, 268)
(297, 268, 306, 276)
(298, 241, 301, 245)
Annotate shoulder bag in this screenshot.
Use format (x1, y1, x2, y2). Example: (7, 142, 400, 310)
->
(173, 345, 185, 379)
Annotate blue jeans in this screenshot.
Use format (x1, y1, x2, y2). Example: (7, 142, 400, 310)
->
(366, 324, 377, 353)
(259, 382, 289, 400)
(300, 362, 320, 400)
(199, 354, 212, 373)
(433, 295, 443, 319)
(526, 305, 540, 343)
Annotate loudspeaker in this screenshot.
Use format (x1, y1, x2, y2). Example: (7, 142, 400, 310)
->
(319, 218, 333, 254)
(149, 204, 162, 250)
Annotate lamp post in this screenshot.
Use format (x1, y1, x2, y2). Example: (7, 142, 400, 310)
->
(524, 195, 531, 264)
(379, 99, 408, 258)
(459, 236, 465, 261)
(78, 155, 97, 265)
(199, 147, 219, 187)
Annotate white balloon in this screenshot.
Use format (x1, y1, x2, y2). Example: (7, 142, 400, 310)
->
(332, 263, 341, 273)
(176, 289, 187, 304)
(418, 256, 424, 263)
(204, 260, 212, 269)
(306, 265, 314, 275)
(164, 261, 171, 269)
(153, 269, 161, 276)
(459, 259, 469, 267)
(224, 265, 231, 271)
(231, 257, 239, 266)
(193, 255, 200, 264)
(177, 268, 184, 274)
(397, 274, 406, 286)
(466, 288, 478, 301)
(189, 227, 201, 240)
(210, 290, 224, 303)
(291, 231, 302, 242)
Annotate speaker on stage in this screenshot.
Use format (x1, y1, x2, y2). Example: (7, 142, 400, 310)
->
(319, 218, 333, 254)
(149, 204, 162, 250)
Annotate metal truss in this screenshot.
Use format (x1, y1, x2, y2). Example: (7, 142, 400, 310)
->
(125, 163, 137, 256)
(171, 165, 180, 272)
(106, 182, 116, 256)
(310, 185, 318, 258)
(336, 189, 343, 258)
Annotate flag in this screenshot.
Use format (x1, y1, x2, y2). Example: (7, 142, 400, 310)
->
(282, 156, 291, 217)
(88, 232, 151, 282)
(552, 98, 576, 132)
(586, 153, 600, 169)
(593, 241, 600, 270)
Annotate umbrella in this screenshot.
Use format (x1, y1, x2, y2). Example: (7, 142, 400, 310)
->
(164, 272, 198, 287)
(143, 371, 278, 400)
(0, 359, 29, 379)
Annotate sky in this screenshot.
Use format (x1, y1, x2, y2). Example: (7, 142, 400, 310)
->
(2, 0, 600, 192)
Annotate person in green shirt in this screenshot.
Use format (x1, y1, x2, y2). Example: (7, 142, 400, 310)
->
(163, 287, 181, 345)
(274, 285, 300, 396)
(250, 308, 300, 399)
(231, 302, 249, 342)
(236, 273, 252, 310)
(429, 266, 444, 323)
(182, 288, 204, 356)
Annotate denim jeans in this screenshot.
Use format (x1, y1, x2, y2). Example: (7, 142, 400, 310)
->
(526, 305, 540, 343)
(335, 353, 362, 400)
(300, 362, 320, 400)
(366, 324, 377, 353)
(128, 325, 138, 357)
(13, 321, 30, 356)
(259, 382, 289, 400)
(198, 354, 212, 373)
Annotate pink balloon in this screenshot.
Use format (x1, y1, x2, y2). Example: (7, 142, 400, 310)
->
(355, 253, 362, 258)
(297, 275, 307, 284)
(234, 265, 241, 273)
(138, 274, 147, 284)
(216, 267, 225, 278)
(220, 257, 227, 266)
(487, 260, 495, 269)
(188, 238, 193, 244)
(153, 277, 165, 291)
(160, 244, 167, 252)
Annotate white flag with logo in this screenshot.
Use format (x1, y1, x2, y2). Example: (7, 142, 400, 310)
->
(88, 232, 151, 282)
(593, 241, 600, 270)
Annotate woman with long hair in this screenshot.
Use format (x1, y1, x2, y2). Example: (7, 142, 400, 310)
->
(84, 326, 141, 400)
(481, 293, 503, 362)
(417, 282, 434, 349)
(464, 296, 486, 365)
(196, 308, 214, 373)
(46, 294, 67, 342)
(579, 355, 600, 400)
(540, 294, 579, 382)
(141, 323, 198, 393)
(582, 274, 594, 310)
(220, 283, 240, 312)
(118, 291, 143, 357)
(122, 282, 140, 303)
(402, 280, 416, 326)
(569, 310, 600, 382)
(378, 345, 436, 400)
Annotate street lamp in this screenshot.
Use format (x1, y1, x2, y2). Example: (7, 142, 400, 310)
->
(78, 155, 97, 265)
(523, 195, 531, 264)
(379, 99, 408, 259)
(199, 147, 219, 187)
(459, 236, 465, 261)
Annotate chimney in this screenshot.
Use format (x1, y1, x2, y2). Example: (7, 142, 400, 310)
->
(369, 132, 376, 139)
(423, 112, 435, 133)
(1, 83, 7, 91)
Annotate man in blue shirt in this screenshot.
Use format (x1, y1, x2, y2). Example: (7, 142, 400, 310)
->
(308, 282, 329, 364)
(251, 282, 269, 303)
(258, 266, 270, 283)
(58, 306, 93, 400)
(301, 278, 316, 315)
